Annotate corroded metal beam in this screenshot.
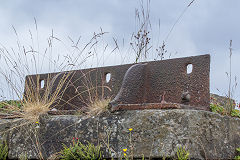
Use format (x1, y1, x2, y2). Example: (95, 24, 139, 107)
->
(24, 54, 210, 112)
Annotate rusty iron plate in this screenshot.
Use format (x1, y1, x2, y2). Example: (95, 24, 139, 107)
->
(109, 54, 210, 111)
(24, 54, 210, 112)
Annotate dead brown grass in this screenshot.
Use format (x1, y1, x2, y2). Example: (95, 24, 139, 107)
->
(22, 102, 49, 121)
(87, 98, 111, 116)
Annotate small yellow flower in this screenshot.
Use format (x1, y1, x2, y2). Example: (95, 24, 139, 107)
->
(36, 121, 39, 124)
(129, 128, 132, 132)
(123, 148, 127, 152)
(124, 153, 127, 156)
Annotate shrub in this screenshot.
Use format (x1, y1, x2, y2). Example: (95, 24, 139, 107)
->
(60, 139, 102, 160)
(0, 140, 8, 160)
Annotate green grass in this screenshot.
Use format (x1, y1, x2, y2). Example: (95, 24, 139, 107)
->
(0, 140, 8, 160)
(60, 139, 102, 160)
(176, 146, 189, 160)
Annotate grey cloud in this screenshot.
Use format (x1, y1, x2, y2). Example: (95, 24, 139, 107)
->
(0, 0, 240, 101)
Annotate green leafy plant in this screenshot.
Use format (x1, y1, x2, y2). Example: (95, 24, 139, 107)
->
(231, 109, 240, 118)
(235, 147, 240, 160)
(60, 138, 102, 160)
(210, 103, 226, 115)
(176, 146, 189, 160)
(0, 140, 8, 160)
(210, 100, 240, 119)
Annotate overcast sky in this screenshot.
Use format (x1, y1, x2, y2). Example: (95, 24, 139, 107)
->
(0, 0, 240, 101)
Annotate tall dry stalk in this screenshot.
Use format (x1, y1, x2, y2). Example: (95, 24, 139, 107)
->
(131, 0, 152, 63)
(228, 40, 233, 113)
(131, 0, 196, 63)
(226, 40, 238, 113)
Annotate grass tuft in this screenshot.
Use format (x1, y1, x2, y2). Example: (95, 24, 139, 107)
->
(176, 146, 189, 160)
(87, 98, 111, 116)
(0, 140, 8, 160)
(22, 102, 49, 122)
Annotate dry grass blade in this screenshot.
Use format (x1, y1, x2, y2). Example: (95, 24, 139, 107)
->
(165, 0, 196, 42)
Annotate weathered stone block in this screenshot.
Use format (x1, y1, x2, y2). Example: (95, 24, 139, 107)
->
(1, 109, 240, 159)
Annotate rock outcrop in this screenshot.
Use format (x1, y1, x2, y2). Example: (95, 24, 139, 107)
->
(1, 109, 240, 159)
